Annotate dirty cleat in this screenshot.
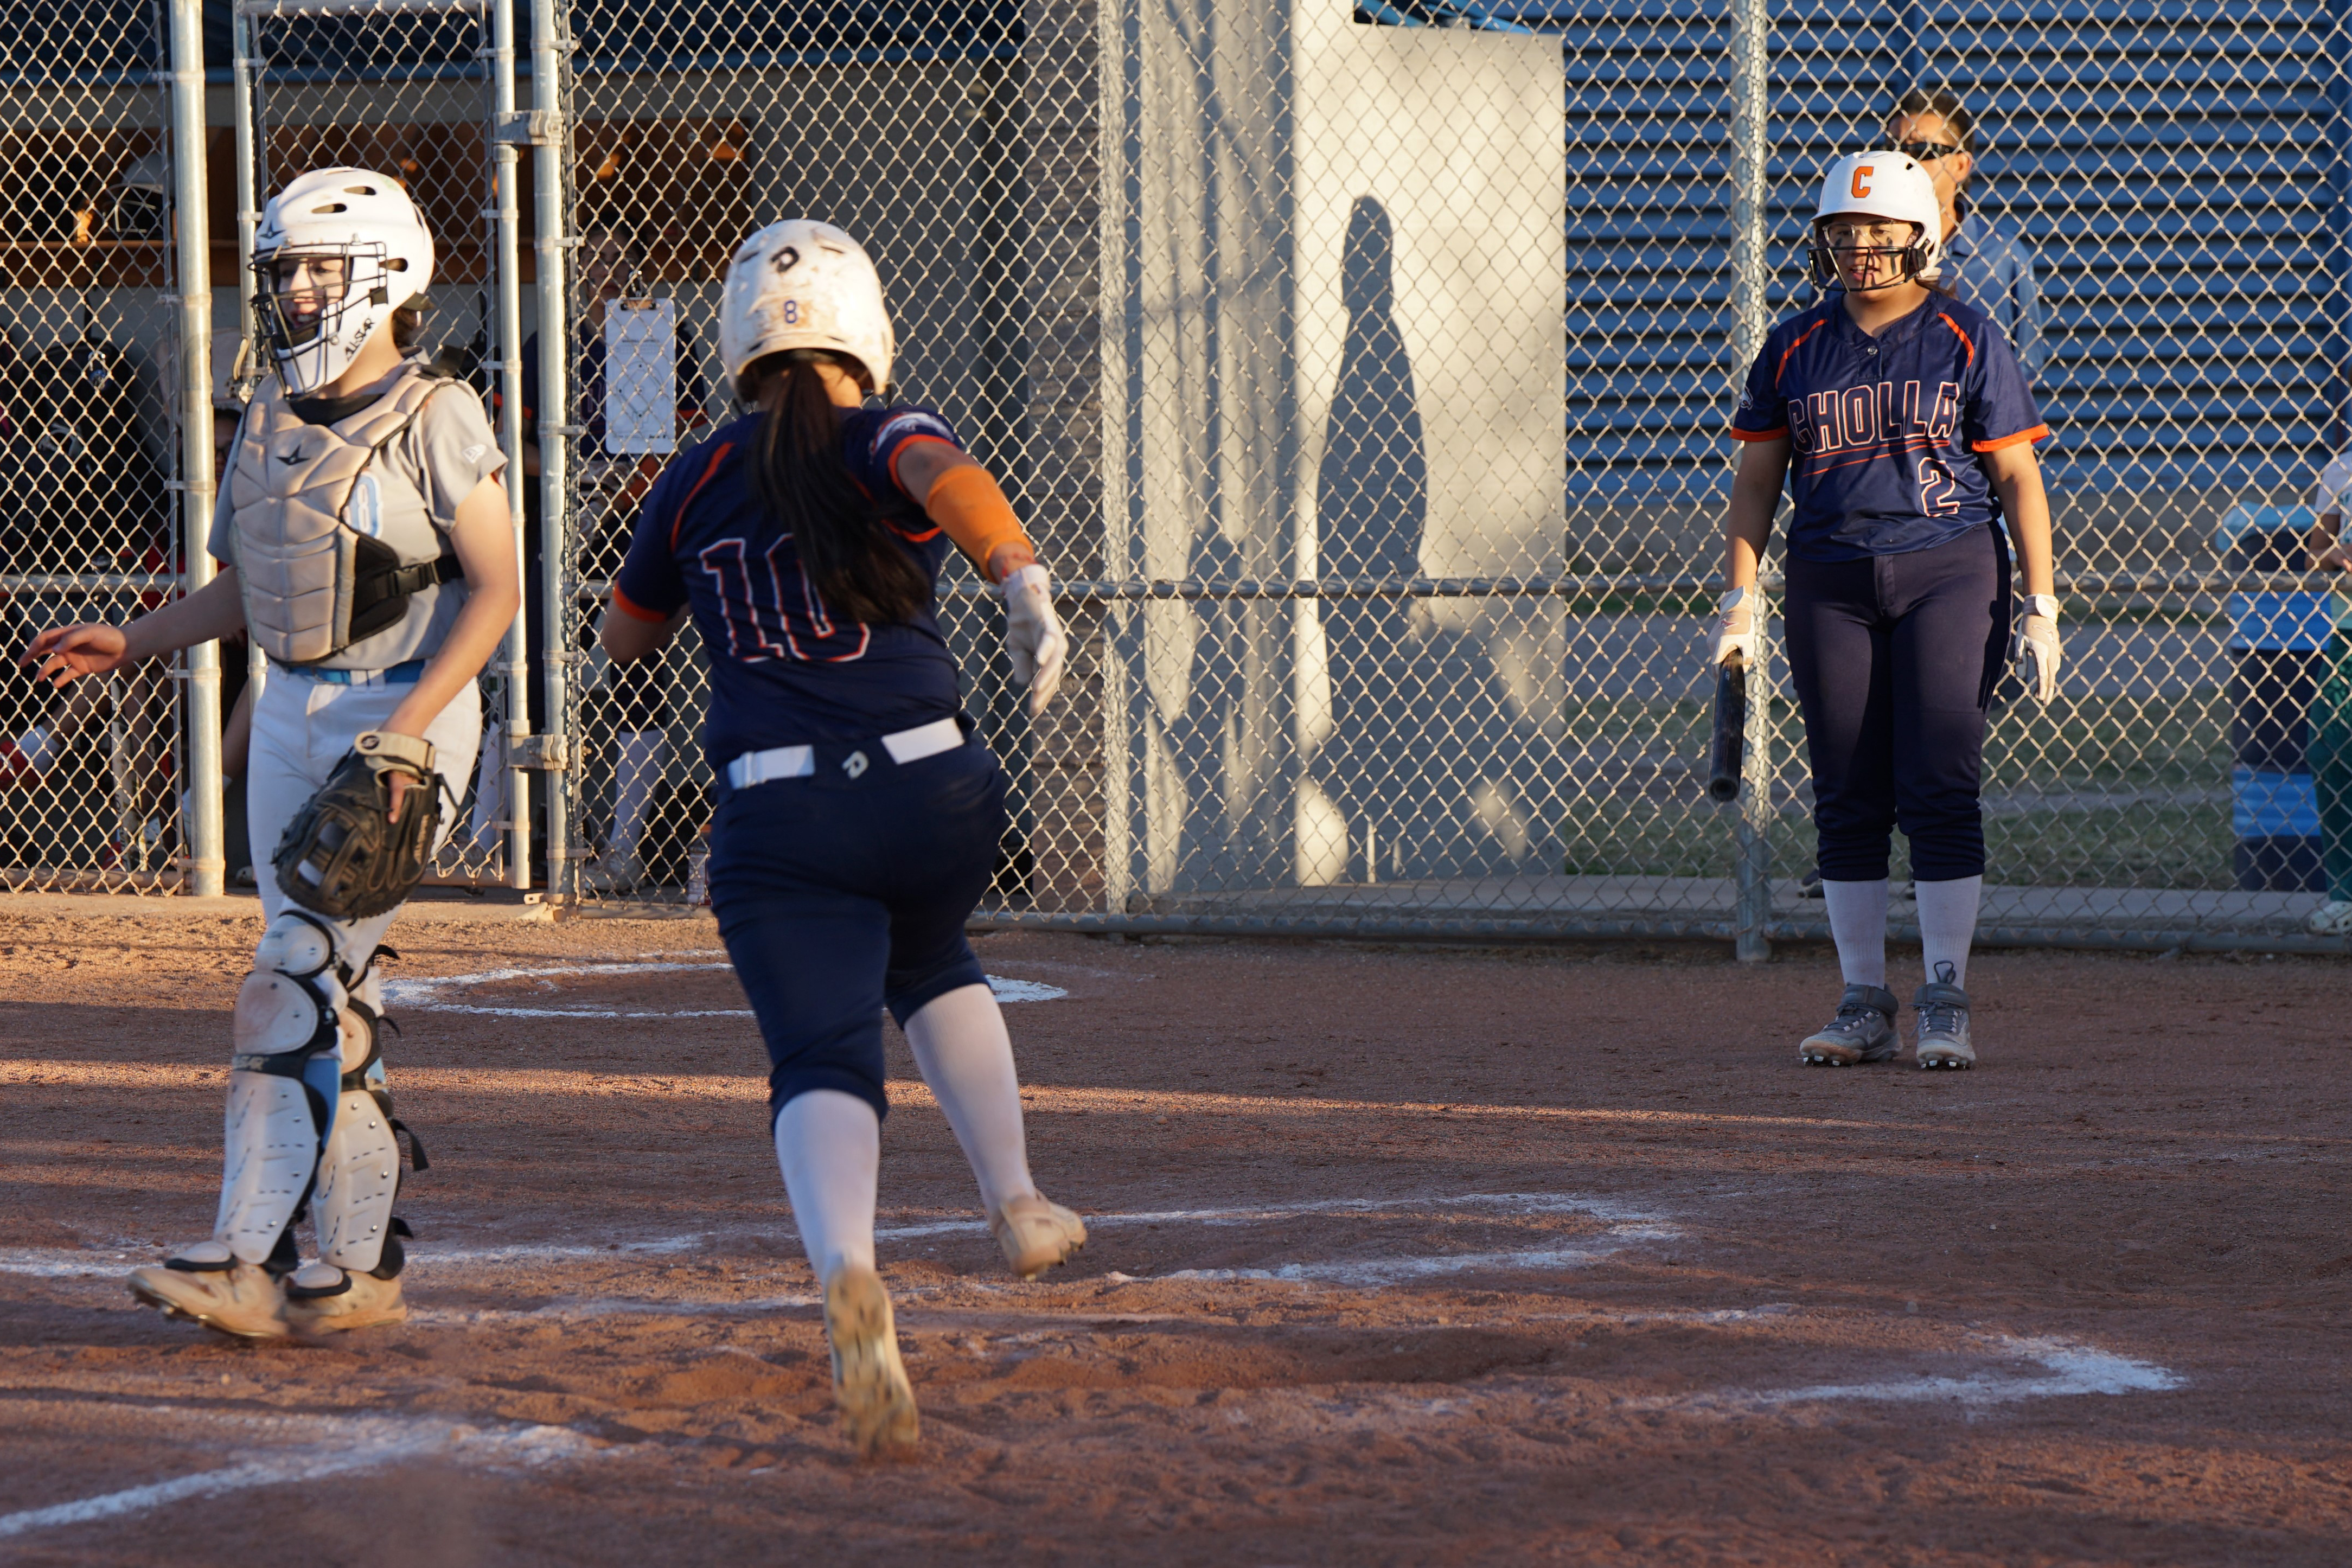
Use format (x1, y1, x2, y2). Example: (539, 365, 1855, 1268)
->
(823, 1266, 918, 1457)
(283, 1265, 409, 1335)
(1798, 984, 1901, 1066)
(127, 1247, 289, 1339)
(1914, 962, 1976, 1070)
(989, 1192, 1087, 1280)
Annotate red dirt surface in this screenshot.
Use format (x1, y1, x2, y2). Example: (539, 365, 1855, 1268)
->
(2, 906, 2349, 1565)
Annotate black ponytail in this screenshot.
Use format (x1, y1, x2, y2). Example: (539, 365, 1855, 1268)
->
(746, 349, 930, 625)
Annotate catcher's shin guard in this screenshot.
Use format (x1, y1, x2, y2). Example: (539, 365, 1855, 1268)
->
(215, 910, 354, 1263)
(314, 1086, 402, 1272)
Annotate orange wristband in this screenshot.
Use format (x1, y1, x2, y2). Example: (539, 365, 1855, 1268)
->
(923, 463, 1032, 579)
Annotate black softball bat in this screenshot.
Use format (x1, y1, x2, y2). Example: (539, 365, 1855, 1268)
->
(1707, 651, 1746, 804)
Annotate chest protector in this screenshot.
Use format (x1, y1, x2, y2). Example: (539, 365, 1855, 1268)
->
(231, 366, 465, 665)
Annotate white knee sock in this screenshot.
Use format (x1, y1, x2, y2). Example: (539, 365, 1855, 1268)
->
(1913, 875, 1983, 988)
(1820, 879, 1890, 988)
(903, 982, 1037, 1216)
(773, 1090, 879, 1283)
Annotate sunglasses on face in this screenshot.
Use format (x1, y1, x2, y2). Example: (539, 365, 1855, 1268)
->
(1890, 138, 1963, 163)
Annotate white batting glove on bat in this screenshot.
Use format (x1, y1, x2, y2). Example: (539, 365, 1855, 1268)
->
(2015, 593, 2062, 704)
(1001, 564, 1066, 717)
(1710, 585, 1761, 669)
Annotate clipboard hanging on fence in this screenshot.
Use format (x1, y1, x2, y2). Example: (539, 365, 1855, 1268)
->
(604, 297, 675, 456)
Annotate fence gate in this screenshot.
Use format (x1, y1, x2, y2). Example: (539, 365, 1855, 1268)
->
(233, 0, 529, 891)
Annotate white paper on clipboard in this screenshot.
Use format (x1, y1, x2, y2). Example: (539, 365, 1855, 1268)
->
(604, 297, 675, 455)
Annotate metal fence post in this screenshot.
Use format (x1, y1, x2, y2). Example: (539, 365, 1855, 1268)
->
(1728, 0, 1773, 962)
(230, 3, 269, 715)
(491, 0, 531, 890)
(165, 0, 222, 898)
(529, 0, 571, 900)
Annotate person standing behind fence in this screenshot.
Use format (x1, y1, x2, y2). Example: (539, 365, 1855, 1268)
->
(21, 168, 519, 1337)
(1886, 88, 2045, 381)
(601, 219, 1081, 1455)
(2299, 456, 2352, 936)
(1712, 151, 2059, 1070)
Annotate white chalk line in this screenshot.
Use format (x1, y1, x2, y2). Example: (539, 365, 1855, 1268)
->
(381, 963, 1066, 1018)
(0, 1193, 1670, 1282)
(1635, 1333, 2184, 1412)
(0, 1405, 593, 1541)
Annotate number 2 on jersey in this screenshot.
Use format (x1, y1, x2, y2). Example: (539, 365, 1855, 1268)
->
(1915, 455, 1959, 515)
(695, 536, 871, 663)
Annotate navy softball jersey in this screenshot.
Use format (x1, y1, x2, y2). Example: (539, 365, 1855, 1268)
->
(612, 404, 968, 769)
(1730, 292, 2047, 560)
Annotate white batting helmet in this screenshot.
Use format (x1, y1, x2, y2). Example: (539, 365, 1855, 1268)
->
(1807, 151, 1944, 290)
(252, 168, 434, 395)
(720, 219, 894, 398)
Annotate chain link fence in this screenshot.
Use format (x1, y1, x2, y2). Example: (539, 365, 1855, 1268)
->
(0, 4, 183, 892)
(11, 0, 2352, 952)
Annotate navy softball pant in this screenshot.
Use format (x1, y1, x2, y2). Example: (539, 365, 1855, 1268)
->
(709, 728, 1006, 1126)
(1782, 525, 2011, 883)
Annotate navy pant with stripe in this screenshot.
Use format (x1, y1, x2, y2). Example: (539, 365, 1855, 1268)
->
(1783, 524, 2011, 883)
(709, 729, 1005, 1125)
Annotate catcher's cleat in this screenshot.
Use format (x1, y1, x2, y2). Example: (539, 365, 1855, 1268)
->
(2306, 899, 2352, 938)
(127, 1253, 290, 1339)
(823, 1266, 918, 1458)
(990, 1192, 1086, 1280)
(1913, 963, 1976, 1070)
(283, 1264, 409, 1335)
(1798, 984, 1901, 1066)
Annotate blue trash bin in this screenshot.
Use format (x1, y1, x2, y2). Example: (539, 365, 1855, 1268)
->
(2216, 503, 2343, 891)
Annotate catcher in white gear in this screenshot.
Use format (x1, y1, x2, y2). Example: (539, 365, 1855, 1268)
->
(22, 168, 521, 1339)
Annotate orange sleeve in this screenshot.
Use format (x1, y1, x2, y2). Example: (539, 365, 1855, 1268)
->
(1728, 426, 1788, 443)
(921, 462, 1033, 578)
(610, 583, 670, 623)
(1971, 424, 2050, 454)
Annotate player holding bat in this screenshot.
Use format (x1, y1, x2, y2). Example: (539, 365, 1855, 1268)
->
(1710, 151, 2059, 1070)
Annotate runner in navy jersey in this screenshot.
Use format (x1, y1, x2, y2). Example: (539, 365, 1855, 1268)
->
(602, 220, 1082, 1457)
(1711, 151, 2062, 1071)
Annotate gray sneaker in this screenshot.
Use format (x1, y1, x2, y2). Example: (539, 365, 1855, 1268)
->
(1798, 984, 1901, 1066)
(1913, 962, 1975, 1070)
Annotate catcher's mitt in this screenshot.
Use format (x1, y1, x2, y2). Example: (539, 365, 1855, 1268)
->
(273, 729, 446, 920)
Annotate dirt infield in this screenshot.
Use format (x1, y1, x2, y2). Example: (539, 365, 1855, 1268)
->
(2, 907, 2349, 1565)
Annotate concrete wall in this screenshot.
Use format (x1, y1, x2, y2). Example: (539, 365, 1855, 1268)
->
(1101, 0, 1564, 904)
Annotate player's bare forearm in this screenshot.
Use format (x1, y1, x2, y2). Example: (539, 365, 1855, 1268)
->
(1720, 438, 1789, 590)
(1983, 443, 2055, 598)
(601, 601, 687, 664)
(384, 479, 521, 743)
(23, 566, 247, 686)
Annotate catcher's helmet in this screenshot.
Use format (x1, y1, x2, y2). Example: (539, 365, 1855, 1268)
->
(720, 219, 894, 399)
(1807, 151, 1943, 293)
(252, 168, 434, 395)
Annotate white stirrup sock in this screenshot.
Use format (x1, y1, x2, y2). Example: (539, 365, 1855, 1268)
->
(903, 982, 1037, 1216)
(1914, 875, 1983, 988)
(1820, 879, 1890, 988)
(773, 1090, 879, 1283)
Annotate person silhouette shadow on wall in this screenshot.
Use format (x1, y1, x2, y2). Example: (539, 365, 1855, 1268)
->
(1315, 196, 1427, 879)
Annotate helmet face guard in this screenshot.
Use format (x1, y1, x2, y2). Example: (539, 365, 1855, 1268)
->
(1805, 222, 1934, 294)
(251, 242, 394, 394)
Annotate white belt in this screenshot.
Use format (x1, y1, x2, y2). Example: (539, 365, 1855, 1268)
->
(725, 716, 964, 790)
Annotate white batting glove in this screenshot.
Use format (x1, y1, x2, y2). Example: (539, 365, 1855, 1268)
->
(1710, 585, 1761, 669)
(2015, 593, 2062, 704)
(1001, 564, 1066, 718)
